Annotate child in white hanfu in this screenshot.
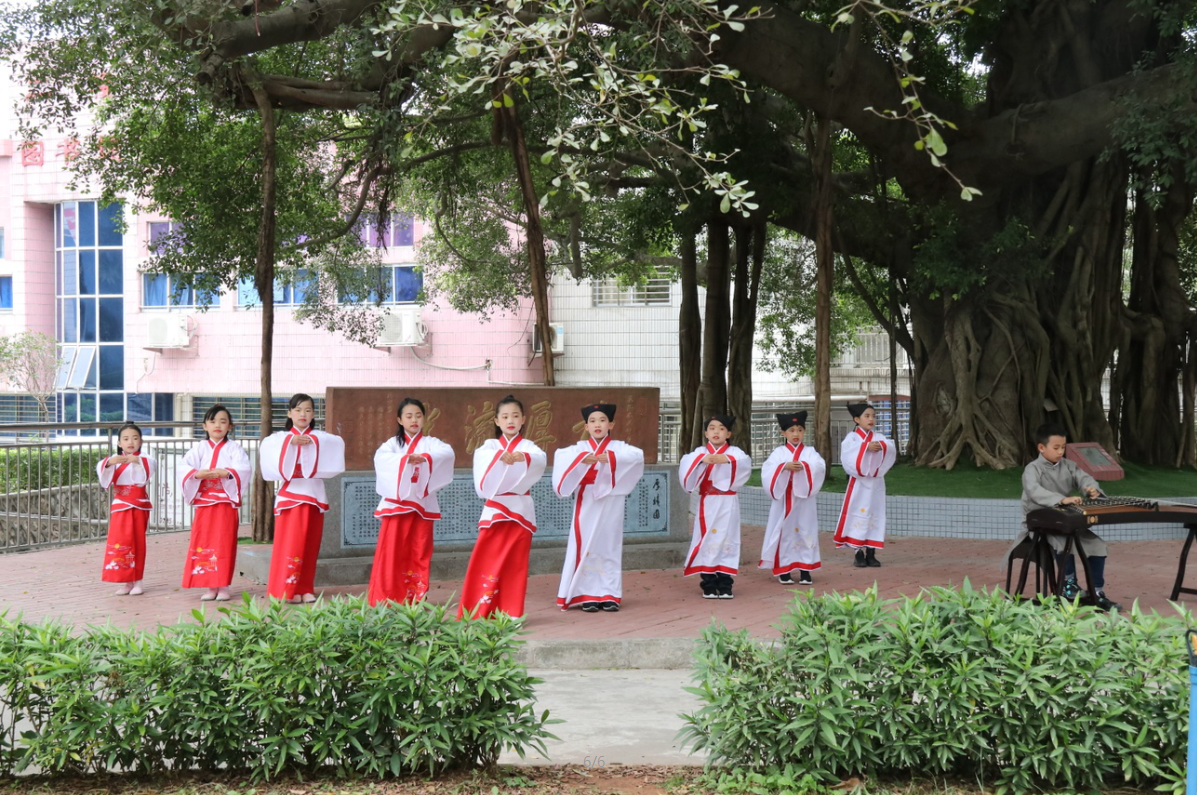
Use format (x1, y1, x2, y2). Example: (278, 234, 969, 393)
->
(458, 394, 547, 619)
(759, 410, 826, 585)
(679, 414, 751, 599)
(96, 422, 156, 596)
(369, 397, 455, 606)
(552, 402, 645, 613)
(259, 393, 346, 603)
(180, 404, 251, 602)
(833, 402, 897, 567)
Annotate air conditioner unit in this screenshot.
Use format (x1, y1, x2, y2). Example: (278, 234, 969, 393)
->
(377, 309, 427, 347)
(533, 322, 565, 356)
(145, 314, 191, 349)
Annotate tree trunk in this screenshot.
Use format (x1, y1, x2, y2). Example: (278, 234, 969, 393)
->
(1117, 172, 1194, 464)
(728, 222, 766, 458)
(678, 229, 702, 456)
(250, 78, 277, 543)
(698, 220, 731, 431)
(812, 115, 834, 464)
(495, 90, 555, 386)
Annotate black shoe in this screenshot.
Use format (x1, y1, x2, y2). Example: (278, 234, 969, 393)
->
(854, 549, 867, 568)
(798, 570, 813, 585)
(717, 591, 734, 599)
(702, 591, 719, 599)
(778, 573, 795, 584)
(580, 602, 600, 612)
(865, 548, 881, 568)
(1061, 577, 1082, 600)
(1093, 592, 1122, 611)
(600, 601, 620, 612)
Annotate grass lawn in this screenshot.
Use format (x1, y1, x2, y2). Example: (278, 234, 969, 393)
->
(746, 459, 1196, 499)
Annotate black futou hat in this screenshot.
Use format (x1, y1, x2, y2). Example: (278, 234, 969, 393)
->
(706, 413, 735, 430)
(581, 403, 617, 422)
(776, 411, 807, 430)
(846, 402, 873, 418)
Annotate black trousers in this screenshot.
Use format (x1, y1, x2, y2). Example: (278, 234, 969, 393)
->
(700, 572, 734, 593)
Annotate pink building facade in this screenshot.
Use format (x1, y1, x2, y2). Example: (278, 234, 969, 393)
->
(0, 77, 542, 428)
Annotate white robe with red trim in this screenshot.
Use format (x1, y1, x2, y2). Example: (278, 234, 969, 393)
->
(833, 428, 898, 548)
(679, 443, 752, 576)
(180, 439, 251, 507)
(552, 436, 645, 608)
(259, 428, 346, 514)
(473, 435, 547, 533)
(759, 443, 827, 573)
(374, 434, 455, 520)
(96, 453, 156, 512)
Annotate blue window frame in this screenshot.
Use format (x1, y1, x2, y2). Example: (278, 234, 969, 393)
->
(143, 274, 216, 308)
(237, 270, 314, 307)
(0, 276, 11, 309)
(339, 266, 421, 305)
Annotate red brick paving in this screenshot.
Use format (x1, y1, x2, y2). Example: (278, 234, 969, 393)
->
(0, 524, 1192, 636)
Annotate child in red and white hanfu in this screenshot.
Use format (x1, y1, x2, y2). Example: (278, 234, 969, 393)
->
(833, 402, 898, 567)
(369, 397, 455, 605)
(259, 393, 345, 603)
(458, 395, 547, 619)
(759, 410, 826, 585)
(679, 414, 751, 599)
(552, 402, 644, 613)
(180, 404, 251, 602)
(96, 422, 156, 595)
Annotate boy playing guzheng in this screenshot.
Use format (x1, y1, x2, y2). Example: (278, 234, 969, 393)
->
(1019, 423, 1120, 611)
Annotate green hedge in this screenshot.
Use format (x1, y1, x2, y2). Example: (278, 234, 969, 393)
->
(681, 584, 1189, 795)
(0, 448, 108, 492)
(0, 596, 553, 779)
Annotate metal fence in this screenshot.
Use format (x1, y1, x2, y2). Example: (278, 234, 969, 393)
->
(0, 421, 260, 554)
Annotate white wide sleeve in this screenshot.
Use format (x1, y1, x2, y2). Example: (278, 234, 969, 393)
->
(258, 433, 289, 483)
(679, 449, 708, 492)
(221, 442, 251, 502)
(510, 443, 548, 493)
(421, 438, 455, 496)
(841, 433, 866, 479)
(180, 444, 206, 504)
(727, 447, 752, 490)
(96, 455, 116, 488)
(596, 442, 644, 498)
(375, 439, 403, 500)
(794, 449, 827, 498)
(307, 432, 346, 480)
(552, 443, 589, 498)
(762, 446, 791, 501)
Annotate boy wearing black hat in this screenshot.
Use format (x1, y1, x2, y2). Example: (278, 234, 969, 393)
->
(759, 411, 827, 585)
(679, 414, 752, 599)
(833, 402, 898, 567)
(552, 403, 645, 612)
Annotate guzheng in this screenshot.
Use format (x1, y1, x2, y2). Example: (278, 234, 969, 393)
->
(1023, 496, 1197, 601)
(1027, 496, 1197, 533)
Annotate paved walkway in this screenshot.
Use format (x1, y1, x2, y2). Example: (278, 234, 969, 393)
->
(1, 524, 1191, 635)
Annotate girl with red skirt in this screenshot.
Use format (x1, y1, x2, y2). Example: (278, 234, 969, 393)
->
(369, 397, 455, 605)
(96, 423, 155, 595)
(259, 394, 345, 603)
(180, 404, 251, 602)
(458, 395, 547, 619)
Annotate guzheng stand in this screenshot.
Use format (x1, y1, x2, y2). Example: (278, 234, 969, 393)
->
(1170, 525, 1197, 601)
(1021, 497, 1197, 604)
(1012, 523, 1097, 602)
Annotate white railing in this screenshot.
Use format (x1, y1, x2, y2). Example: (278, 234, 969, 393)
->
(0, 421, 261, 553)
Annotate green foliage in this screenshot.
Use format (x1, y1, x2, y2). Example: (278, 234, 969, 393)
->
(681, 584, 1189, 794)
(755, 228, 876, 380)
(912, 210, 1046, 299)
(0, 596, 554, 779)
(0, 448, 108, 492)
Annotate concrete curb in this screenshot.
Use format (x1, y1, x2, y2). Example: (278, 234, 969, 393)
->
(515, 637, 702, 670)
